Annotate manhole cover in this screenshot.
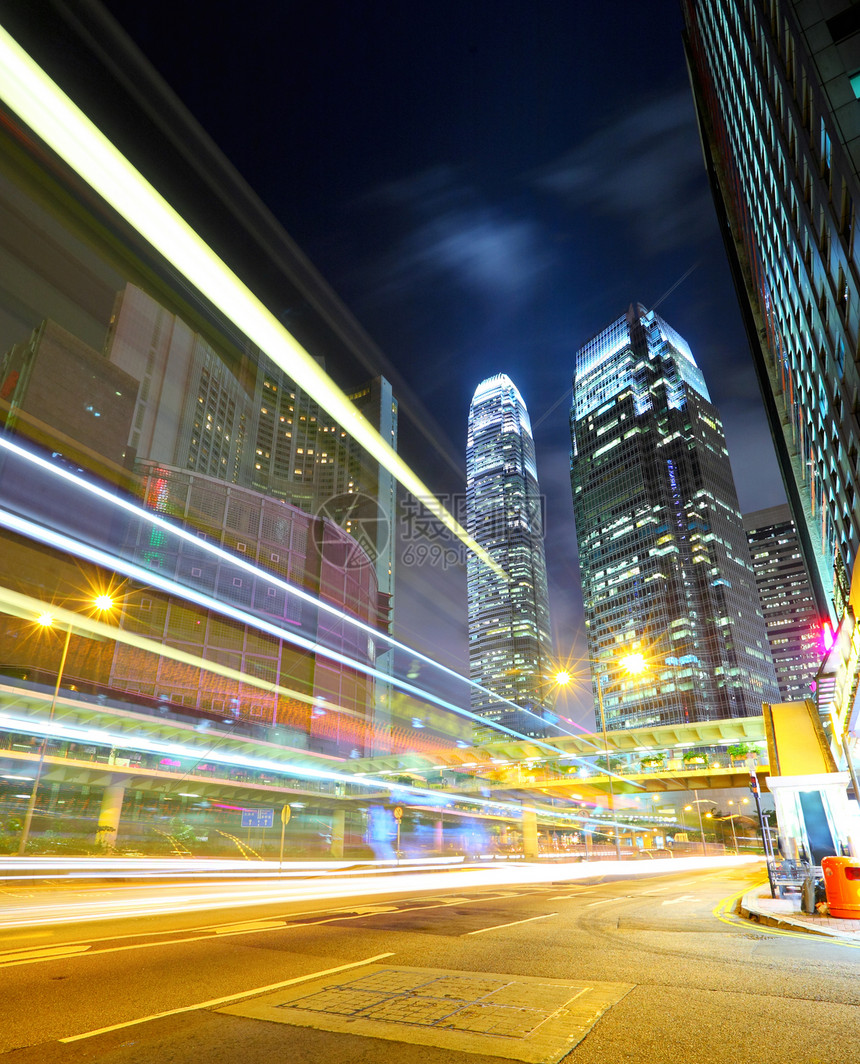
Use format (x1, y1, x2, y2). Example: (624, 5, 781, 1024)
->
(221, 963, 634, 1063)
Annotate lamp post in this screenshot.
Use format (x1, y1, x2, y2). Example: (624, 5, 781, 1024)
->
(555, 654, 647, 862)
(683, 794, 717, 856)
(17, 595, 115, 856)
(726, 797, 751, 853)
(594, 674, 623, 860)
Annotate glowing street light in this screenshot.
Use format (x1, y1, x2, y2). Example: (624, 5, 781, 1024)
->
(17, 593, 116, 855)
(683, 795, 717, 856)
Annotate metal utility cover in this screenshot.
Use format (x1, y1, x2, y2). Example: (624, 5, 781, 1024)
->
(220, 963, 634, 1063)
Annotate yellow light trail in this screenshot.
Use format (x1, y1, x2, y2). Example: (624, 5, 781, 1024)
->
(0, 24, 505, 582)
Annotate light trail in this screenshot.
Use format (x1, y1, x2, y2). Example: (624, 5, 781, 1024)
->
(0, 857, 760, 931)
(0, 28, 637, 780)
(0, 698, 601, 827)
(0, 23, 504, 582)
(0, 434, 588, 757)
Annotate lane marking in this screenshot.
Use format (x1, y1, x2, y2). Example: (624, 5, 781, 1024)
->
(213, 920, 286, 934)
(550, 891, 593, 899)
(586, 898, 620, 907)
(661, 895, 697, 906)
(465, 913, 557, 936)
(4, 891, 568, 969)
(0, 897, 481, 967)
(60, 951, 396, 1042)
(712, 881, 860, 949)
(0, 943, 91, 964)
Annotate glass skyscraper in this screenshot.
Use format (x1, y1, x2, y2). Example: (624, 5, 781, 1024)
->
(570, 305, 779, 729)
(683, 0, 860, 621)
(466, 374, 554, 737)
(683, 0, 860, 753)
(744, 504, 822, 702)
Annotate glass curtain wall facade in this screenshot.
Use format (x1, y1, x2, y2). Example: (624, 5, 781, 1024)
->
(466, 374, 554, 737)
(744, 503, 822, 701)
(683, 0, 860, 623)
(0, 4, 485, 857)
(570, 305, 779, 728)
(683, 0, 860, 758)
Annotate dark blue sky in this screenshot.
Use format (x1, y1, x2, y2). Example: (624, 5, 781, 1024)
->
(102, 1, 786, 721)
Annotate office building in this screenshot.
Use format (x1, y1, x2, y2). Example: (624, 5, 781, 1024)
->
(466, 373, 554, 737)
(0, 6, 406, 771)
(251, 367, 397, 610)
(683, 0, 860, 747)
(570, 304, 779, 729)
(744, 503, 822, 701)
(1, 318, 137, 482)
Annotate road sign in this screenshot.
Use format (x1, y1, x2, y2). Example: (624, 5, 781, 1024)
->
(393, 806, 403, 821)
(281, 804, 292, 826)
(241, 808, 274, 828)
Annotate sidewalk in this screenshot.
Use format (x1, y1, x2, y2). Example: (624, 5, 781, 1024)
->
(740, 883, 860, 942)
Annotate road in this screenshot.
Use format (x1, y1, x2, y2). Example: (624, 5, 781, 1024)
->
(0, 861, 857, 1064)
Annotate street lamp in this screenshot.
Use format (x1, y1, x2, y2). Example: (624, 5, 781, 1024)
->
(16, 594, 116, 856)
(683, 795, 717, 856)
(725, 797, 752, 853)
(553, 655, 647, 861)
(705, 812, 737, 852)
(593, 653, 645, 860)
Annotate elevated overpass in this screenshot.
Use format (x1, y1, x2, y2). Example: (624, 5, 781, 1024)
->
(0, 679, 766, 855)
(343, 716, 770, 800)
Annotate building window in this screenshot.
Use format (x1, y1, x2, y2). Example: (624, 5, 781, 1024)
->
(821, 117, 832, 184)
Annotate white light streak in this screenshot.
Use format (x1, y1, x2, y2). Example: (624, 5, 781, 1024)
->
(0, 24, 504, 581)
(0, 434, 569, 752)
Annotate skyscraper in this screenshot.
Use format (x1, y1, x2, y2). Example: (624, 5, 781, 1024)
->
(570, 304, 779, 729)
(466, 374, 554, 737)
(744, 504, 822, 702)
(683, 0, 860, 750)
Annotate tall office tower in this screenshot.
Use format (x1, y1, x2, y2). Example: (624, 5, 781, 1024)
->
(106, 284, 256, 484)
(683, 0, 860, 750)
(106, 284, 396, 617)
(466, 374, 554, 737)
(570, 305, 779, 729)
(251, 369, 397, 611)
(683, 2, 860, 628)
(744, 504, 822, 701)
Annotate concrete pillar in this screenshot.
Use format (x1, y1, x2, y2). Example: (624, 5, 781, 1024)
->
(434, 816, 444, 853)
(522, 808, 539, 859)
(96, 779, 126, 847)
(330, 807, 346, 858)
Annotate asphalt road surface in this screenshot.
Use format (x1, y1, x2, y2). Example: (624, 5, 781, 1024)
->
(0, 862, 857, 1064)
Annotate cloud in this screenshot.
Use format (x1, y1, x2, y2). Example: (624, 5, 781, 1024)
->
(367, 166, 552, 303)
(537, 91, 713, 253)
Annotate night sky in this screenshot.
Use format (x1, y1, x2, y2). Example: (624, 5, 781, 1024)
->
(100, 1, 787, 724)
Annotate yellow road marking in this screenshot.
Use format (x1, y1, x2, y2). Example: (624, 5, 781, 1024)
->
(0, 943, 91, 964)
(713, 880, 860, 949)
(213, 921, 286, 934)
(2, 891, 564, 969)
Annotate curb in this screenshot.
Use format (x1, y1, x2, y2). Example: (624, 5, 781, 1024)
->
(738, 887, 858, 941)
